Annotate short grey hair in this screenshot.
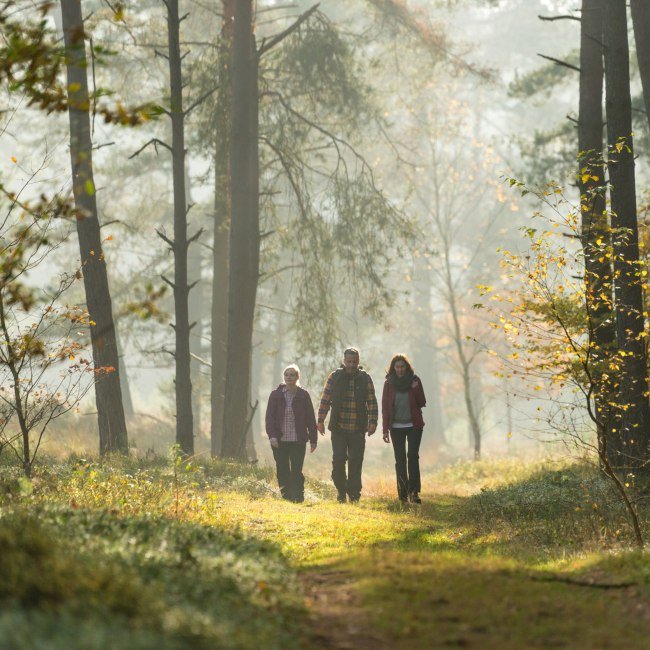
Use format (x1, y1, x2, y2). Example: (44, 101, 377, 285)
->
(343, 347, 360, 357)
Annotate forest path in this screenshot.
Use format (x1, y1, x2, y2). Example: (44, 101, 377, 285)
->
(280, 493, 650, 649)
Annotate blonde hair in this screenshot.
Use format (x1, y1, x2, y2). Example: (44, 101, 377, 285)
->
(283, 363, 301, 385)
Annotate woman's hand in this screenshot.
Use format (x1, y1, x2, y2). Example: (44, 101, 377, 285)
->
(270, 437, 279, 448)
(316, 422, 325, 435)
(310, 443, 317, 453)
(382, 433, 390, 444)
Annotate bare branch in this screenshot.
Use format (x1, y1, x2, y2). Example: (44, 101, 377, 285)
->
(257, 4, 320, 57)
(156, 228, 174, 249)
(129, 138, 172, 159)
(184, 85, 218, 117)
(538, 14, 580, 22)
(187, 228, 203, 247)
(537, 53, 580, 72)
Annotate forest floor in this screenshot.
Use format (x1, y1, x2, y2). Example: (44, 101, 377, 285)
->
(1, 453, 650, 648)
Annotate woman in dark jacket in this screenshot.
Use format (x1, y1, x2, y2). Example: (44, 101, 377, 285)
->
(265, 364, 318, 503)
(382, 354, 426, 503)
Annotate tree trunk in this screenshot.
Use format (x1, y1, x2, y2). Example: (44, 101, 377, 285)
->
(578, 0, 617, 458)
(187, 170, 204, 441)
(211, 0, 234, 458)
(247, 344, 259, 462)
(412, 254, 445, 454)
(603, 0, 650, 467)
(222, 0, 260, 460)
(61, 0, 128, 455)
(166, 0, 194, 455)
(631, 0, 650, 132)
(115, 325, 135, 420)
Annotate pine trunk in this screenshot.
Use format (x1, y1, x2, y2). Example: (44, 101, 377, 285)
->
(188, 177, 204, 441)
(211, 0, 234, 458)
(603, 0, 650, 467)
(167, 0, 194, 455)
(61, 0, 128, 455)
(631, 0, 650, 132)
(222, 0, 260, 460)
(578, 0, 617, 458)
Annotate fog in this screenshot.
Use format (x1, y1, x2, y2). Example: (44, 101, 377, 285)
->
(2, 0, 645, 469)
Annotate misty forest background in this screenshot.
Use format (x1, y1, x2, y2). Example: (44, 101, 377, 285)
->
(3, 0, 600, 467)
(4, 0, 650, 648)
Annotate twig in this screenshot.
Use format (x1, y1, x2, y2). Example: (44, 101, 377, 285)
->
(537, 53, 580, 72)
(257, 4, 320, 57)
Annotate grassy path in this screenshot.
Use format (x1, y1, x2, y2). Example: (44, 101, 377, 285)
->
(223, 492, 650, 649)
(2, 457, 650, 648)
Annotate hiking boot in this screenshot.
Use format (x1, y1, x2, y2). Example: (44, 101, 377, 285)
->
(409, 492, 421, 504)
(337, 492, 347, 503)
(348, 495, 360, 504)
(399, 495, 408, 504)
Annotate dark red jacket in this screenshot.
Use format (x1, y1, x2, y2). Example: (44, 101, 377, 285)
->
(265, 385, 318, 445)
(381, 375, 426, 434)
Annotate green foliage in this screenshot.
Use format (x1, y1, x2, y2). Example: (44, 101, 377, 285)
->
(515, 120, 577, 184)
(0, 456, 307, 649)
(2, 453, 650, 647)
(463, 462, 639, 548)
(0, 1, 160, 123)
(508, 52, 580, 99)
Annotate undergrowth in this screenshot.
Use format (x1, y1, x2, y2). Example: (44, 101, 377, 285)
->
(0, 451, 649, 648)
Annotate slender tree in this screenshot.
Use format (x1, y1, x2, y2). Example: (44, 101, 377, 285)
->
(631, 0, 650, 132)
(61, 0, 128, 455)
(577, 0, 617, 456)
(161, 0, 195, 455)
(603, 0, 650, 466)
(221, 0, 258, 459)
(211, 0, 234, 458)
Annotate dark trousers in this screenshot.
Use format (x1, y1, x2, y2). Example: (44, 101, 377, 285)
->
(390, 427, 422, 498)
(331, 430, 366, 499)
(272, 441, 307, 502)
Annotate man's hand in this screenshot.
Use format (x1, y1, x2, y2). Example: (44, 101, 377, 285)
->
(310, 443, 317, 453)
(367, 424, 377, 436)
(270, 437, 279, 449)
(382, 433, 390, 444)
(317, 422, 325, 435)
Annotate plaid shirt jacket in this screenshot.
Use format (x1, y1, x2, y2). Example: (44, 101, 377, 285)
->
(318, 369, 378, 433)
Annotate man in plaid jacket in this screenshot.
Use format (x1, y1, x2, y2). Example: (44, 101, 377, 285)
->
(317, 347, 378, 503)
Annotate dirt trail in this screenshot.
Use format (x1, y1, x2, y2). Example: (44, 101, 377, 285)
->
(301, 568, 390, 650)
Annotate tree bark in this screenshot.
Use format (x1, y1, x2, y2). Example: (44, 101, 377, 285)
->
(412, 254, 445, 453)
(211, 0, 234, 458)
(221, 0, 260, 460)
(166, 0, 194, 455)
(61, 0, 128, 455)
(187, 170, 204, 441)
(631, 0, 650, 132)
(578, 0, 617, 459)
(115, 325, 135, 420)
(603, 0, 650, 467)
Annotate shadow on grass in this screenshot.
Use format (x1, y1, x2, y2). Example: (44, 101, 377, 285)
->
(367, 462, 650, 562)
(0, 506, 308, 650)
(340, 547, 650, 650)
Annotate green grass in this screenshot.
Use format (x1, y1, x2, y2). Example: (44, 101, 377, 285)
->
(1, 452, 650, 648)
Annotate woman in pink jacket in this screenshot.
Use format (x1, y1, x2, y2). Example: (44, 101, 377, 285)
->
(382, 354, 426, 503)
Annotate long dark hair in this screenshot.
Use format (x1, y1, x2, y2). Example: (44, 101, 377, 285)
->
(386, 353, 414, 378)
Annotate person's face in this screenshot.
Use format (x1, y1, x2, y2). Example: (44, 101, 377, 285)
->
(343, 353, 359, 373)
(284, 369, 299, 386)
(394, 360, 407, 377)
